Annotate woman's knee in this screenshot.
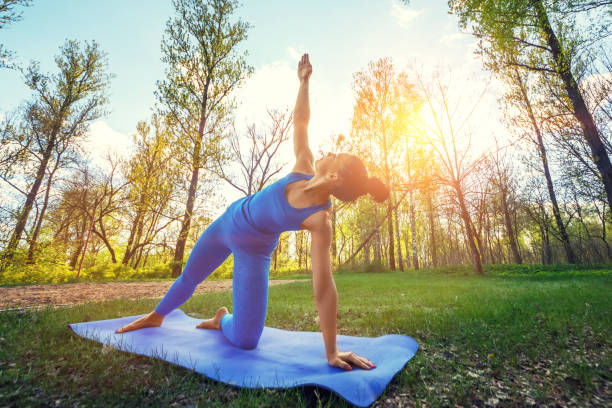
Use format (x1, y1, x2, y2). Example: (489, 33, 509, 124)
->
(233, 333, 262, 350)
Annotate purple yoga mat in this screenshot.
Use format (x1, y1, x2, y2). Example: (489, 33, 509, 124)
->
(69, 309, 418, 407)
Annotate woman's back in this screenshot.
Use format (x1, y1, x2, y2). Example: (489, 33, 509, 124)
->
(234, 172, 331, 235)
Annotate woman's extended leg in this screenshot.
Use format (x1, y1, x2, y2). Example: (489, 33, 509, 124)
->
(219, 251, 271, 349)
(154, 219, 231, 316)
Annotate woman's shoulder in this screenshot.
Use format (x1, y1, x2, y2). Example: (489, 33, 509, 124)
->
(285, 171, 314, 181)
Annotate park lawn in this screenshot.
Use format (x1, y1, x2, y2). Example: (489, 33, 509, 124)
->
(0, 267, 610, 407)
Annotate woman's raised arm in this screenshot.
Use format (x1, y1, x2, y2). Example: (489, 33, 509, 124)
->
(292, 54, 315, 174)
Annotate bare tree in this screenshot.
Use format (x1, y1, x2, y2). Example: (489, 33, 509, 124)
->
(413, 67, 488, 274)
(215, 108, 292, 196)
(486, 144, 523, 264)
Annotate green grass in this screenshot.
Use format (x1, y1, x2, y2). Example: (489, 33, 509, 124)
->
(1, 266, 610, 407)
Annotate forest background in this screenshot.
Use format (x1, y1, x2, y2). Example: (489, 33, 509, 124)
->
(1, 0, 611, 284)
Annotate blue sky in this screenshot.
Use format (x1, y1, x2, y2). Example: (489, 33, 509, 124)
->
(0, 0, 495, 198)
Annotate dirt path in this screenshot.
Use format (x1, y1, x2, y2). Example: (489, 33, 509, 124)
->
(0, 280, 296, 311)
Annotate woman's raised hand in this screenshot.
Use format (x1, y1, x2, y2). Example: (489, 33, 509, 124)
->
(297, 53, 312, 81)
(328, 350, 376, 371)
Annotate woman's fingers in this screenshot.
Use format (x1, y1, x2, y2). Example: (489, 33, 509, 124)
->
(348, 354, 371, 370)
(329, 357, 352, 371)
(357, 356, 376, 369)
(357, 355, 376, 368)
(340, 352, 376, 370)
(115, 318, 141, 333)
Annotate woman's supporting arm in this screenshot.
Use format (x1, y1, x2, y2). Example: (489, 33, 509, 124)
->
(310, 218, 339, 360)
(293, 53, 315, 174)
(310, 213, 375, 371)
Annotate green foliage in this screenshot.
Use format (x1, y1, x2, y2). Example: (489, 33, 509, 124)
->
(1, 266, 610, 406)
(0, 0, 31, 30)
(1, 262, 75, 285)
(337, 260, 392, 274)
(0, 0, 31, 66)
(155, 0, 253, 158)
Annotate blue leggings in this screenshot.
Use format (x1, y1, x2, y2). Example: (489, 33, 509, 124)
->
(155, 213, 274, 349)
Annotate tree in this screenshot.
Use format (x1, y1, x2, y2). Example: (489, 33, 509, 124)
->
(0, 0, 31, 67)
(25, 128, 76, 263)
(156, 0, 252, 277)
(503, 67, 577, 262)
(351, 58, 417, 270)
(2, 40, 110, 265)
(486, 144, 523, 264)
(450, 0, 612, 217)
(122, 116, 179, 267)
(413, 67, 487, 274)
(215, 108, 292, 196)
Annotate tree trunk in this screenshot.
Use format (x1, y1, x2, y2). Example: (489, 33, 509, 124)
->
(500, 188, 522, 264)
(95, 218, 117, 263)
(404, 233, 411, 269)
(373, 207, 381, 262)
(394, 204, 404, 271)
(456, 185, 482, 274)
(386, 196, 396, 270)
(69, 246, 82, 269)
(601, 206, 612, 260)
(485, 211, 494, 264)
(134, 245, 144, 269)
(515, 69, 576, 263)
(540, 221, 552, 265)
(538, 136, 576, 263)
(172, 142, 201, 277)
(297, 231, 303, 269)
(172, 79, 209, 278)
(409, 191, 419, 270)
(27, 162, 60, 264)
(130, 216, 146, 268)
(4, 133, 57, 262)
(532, 0, 612, 213)
(143, 247, 152, 268)
(123, 205, 143, 265)
(69, 217, 88, 269)
(427, 193, 437, 267)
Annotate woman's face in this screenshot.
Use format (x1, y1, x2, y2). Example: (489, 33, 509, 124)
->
(315, 152, 337, 171)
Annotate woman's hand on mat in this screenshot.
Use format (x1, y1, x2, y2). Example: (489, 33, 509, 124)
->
(115, 311, 164, 334)
(328, 351, 376, 371)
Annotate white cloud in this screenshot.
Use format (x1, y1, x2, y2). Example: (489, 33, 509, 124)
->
(233, 57, 354, 161)
(84, 120, 133, 171)
(441, 32, 465, 42)
(234, 60, 297, 125)
(390, 0, 423, 28)
(287, 46, 302, 62)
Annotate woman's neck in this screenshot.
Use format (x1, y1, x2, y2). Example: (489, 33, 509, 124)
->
(303, 178, 332, 204)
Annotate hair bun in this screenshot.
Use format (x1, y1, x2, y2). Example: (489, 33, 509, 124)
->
(367, 177, 390, 203)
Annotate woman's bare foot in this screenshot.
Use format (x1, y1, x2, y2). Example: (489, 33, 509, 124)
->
(196, 306, 228, 330)
(115, 311, 164, 334)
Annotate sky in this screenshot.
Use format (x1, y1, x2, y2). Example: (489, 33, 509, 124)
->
(0, 0, 501, 208)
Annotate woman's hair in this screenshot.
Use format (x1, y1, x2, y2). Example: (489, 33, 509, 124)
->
(331, 154, 390, 203)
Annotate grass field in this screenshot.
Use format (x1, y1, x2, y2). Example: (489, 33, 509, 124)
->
(1, 266, 610, 407)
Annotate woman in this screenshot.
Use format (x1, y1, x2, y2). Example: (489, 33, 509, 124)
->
(116, 54, 389, 371)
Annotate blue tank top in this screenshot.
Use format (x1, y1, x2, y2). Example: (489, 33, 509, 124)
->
(231, 172, 332, 235)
